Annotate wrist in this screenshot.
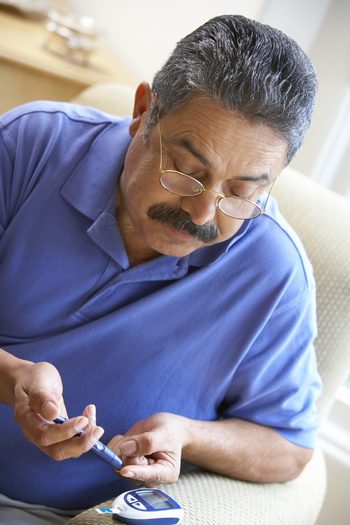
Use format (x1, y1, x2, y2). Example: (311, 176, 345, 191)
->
(174, 414, 197, 456)
(180, 418, 216, 465)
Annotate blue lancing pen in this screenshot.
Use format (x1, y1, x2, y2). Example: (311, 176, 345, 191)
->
(54, 415, 122, 469)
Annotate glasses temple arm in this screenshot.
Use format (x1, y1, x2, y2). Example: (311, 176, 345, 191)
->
(262, 177, 278, 213)
(154, 93, 164, 172)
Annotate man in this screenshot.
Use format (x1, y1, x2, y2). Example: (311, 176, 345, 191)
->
(0, 14, 321, 524)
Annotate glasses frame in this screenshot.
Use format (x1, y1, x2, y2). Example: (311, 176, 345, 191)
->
(154, 93, 277, 220)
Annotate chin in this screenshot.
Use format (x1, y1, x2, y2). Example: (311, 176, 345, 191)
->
(153, 238, 205, 258)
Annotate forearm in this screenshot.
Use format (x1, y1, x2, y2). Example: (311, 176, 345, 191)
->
(116, 412, 313, 486)
(181, 416, 313, 482)
(0, 348, 33, 406)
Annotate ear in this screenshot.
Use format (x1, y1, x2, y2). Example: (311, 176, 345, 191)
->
(129, 81, 153, 138)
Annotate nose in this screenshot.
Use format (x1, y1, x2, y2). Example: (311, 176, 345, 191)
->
(180, 190, 218, 225)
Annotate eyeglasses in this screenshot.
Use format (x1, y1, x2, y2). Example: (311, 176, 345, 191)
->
(155, 94, 277, 220)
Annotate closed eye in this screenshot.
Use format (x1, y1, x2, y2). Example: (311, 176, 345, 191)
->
(173, 162, 197, 178)
(225, 183, 258, 200)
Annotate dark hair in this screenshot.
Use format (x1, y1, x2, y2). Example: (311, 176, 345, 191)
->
(146, 15, 317, 164)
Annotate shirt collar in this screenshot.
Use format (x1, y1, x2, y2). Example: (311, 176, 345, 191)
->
(60, 117, 132, 221)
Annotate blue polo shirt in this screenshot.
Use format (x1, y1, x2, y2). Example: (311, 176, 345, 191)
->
(0, 102, 321, 510)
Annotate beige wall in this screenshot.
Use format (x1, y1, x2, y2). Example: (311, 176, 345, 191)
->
(65, 0, 266, 83)
(290, 0, 350, 198)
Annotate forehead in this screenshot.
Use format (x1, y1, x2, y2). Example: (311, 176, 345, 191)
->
(158, 97, 288, 179)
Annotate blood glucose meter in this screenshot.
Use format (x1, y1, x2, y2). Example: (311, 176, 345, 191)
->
(95, 488, 183, 524)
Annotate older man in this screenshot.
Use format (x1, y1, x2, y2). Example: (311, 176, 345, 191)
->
(0, 14, 321, 524)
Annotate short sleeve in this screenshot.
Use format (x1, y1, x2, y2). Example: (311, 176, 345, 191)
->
(0, 125, 15, 237)
(222, 273, 322, 449)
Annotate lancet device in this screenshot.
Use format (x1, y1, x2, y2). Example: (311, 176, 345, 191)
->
(54, 415, 122, 469)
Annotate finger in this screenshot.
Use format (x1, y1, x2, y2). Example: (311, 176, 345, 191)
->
(107, 435, 146, 466)
(41, 399, 61, 420)
(120, 462, 177, 486)
(17, 362, 64, 420)
(39, 391, 68, 421)
(22, 413, 90, 448)
(15, 385, 61, 421)
(111, 467, 142, 486)
(83, 404, 97, 429)
(42, 425, 105, 461)
(107, 434, 126, 456)
(120, 430, 168, 459)
(120, 439, 138, 457)
(111, 454, 148, 484)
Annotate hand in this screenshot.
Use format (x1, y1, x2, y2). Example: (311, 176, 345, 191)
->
(108, 413, 188, 487)
(13, 360, 104, 460)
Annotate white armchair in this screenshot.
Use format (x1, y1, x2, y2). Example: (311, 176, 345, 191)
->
(67, 83, 350, 525)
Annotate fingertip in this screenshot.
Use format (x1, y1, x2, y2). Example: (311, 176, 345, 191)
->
(74, 416, 89, 432)
(92, 426, 105, 441)
(84, 404, 97, 428)
(86, 404, 96, 419)
(120, 469, 135, 478)
(41, 400, 59, 421)
(120, 440, 137, 456)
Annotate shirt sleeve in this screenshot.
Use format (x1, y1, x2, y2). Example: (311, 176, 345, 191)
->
(0, 104, 57, 237)
(0, 123, 15, 238)
(221, 270, 322, 449)
(0, 101, 109, 238)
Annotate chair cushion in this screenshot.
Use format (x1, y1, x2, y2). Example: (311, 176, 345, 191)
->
(67, 445, 326, 525)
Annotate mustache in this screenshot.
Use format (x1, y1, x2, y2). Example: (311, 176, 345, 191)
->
(147, 203, 220, 243)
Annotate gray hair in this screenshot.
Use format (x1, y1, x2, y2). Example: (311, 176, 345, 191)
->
(146, 15, 317, 165)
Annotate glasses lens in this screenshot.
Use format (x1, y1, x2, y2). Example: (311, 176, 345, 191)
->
(219, 197, 261, 220)
(160, 171, 203, 197)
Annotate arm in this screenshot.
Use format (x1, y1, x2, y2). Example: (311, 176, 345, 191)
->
(182, 416, 312, 482)
(111, 412, 312, 487)
(0, 348, 104, 460)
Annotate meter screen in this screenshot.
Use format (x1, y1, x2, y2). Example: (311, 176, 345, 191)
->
(137, 490, 175, 509)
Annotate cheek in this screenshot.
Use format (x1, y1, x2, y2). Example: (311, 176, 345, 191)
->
(124, 166, 176, 220)
(123, 158, 157, 206)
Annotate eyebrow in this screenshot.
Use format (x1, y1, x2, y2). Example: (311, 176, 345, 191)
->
(170, 137, 272, 184)
(174, 138, 212, 168)
(236, 174, 271, 184)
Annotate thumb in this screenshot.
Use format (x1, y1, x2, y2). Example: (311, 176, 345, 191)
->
(19, 362, 65, 420)
(120, 429, 164, 458)
(120, 439, 139, 457)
